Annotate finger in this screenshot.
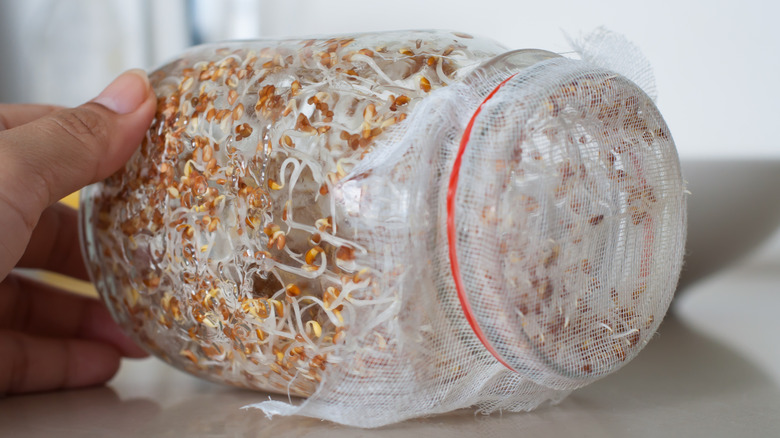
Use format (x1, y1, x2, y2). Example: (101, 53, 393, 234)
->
(0, 70, 156, 279)
(0, 104, 63, 131)
(0, 274, 148, 358)
(0, 69, 155, 210)
(0, 330, 121, 395)
(17, 203, 89, 281)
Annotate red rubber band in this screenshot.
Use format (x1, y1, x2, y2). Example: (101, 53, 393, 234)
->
(447, 74, 518, 372)
(447, 72, 659, 374)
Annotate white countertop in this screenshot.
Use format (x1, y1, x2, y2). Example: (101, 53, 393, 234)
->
(2, 231, 779, 437)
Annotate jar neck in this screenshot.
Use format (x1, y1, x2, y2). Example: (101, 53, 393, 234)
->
(447, 72, 521, 373)
(447, 50, 561, 375)
(460, 49, 561, 93)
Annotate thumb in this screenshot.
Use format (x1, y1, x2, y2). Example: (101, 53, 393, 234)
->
(0, 70, 155, 277)
(0, 69, 156, 228)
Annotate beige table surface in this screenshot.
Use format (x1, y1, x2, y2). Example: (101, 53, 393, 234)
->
(2, 235, 780, 437)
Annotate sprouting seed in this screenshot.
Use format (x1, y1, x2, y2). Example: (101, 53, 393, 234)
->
(305, 246, 324, 265)
(286, 283, 301, 297)
(306, 320, 322, 338)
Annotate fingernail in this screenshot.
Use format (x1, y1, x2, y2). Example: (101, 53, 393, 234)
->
(92, 69, 151, 114)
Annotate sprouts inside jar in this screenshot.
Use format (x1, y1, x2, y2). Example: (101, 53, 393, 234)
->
(81, 31, 506, 395)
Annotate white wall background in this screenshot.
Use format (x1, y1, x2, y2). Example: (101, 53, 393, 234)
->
(1, 0, 778, 159)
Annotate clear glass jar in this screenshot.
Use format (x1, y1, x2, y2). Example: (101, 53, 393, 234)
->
(80, 30, 685, 426)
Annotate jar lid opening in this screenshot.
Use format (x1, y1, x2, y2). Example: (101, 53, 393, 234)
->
(448, 58, 685, 387)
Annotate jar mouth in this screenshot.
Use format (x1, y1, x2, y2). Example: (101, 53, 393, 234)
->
(447, 58, 686, 386)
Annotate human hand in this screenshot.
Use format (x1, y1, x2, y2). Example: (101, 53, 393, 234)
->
(0, 70, 157, 395)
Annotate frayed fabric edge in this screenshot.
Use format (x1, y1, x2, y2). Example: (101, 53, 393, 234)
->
(565, 26, 658, 102)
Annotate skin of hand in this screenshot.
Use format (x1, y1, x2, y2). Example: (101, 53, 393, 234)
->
(0, 70, 157, 395)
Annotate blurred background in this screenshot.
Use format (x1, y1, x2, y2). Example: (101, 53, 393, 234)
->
(2, 0, 779, 286)
(1, 0, 779, 160)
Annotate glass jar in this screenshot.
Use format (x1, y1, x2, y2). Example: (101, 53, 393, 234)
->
(80, 30, 685, 427)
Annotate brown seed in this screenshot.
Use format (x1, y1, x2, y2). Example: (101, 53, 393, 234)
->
(332, 329, 344, 344)
(180, 349, 198, 364)
(631, 209, 648, 225)
(361, 122, 372, 139)
(282, 100, 295, 116)
(543, 245, 560, 268)
(295, 113, 316, 134)
(208, 217, 219, 232)
(336, 245, 355, 261)
(306, 320, 322, 337)
(353, 269, 368, 283)
(323, 287, 336, 309)
(305, 246, 324, 265)
(143, 276, 160, 288)
(395, 95, 410, 106)
(180, 77, 194, 92)
(381, 117, 398, 129)
(628, 330, 641, 347)
(632, 284, 647, 300)
(192, 177, 208, 196)
(228, 89, 238, 106)
(263, 224, 280, 237)
(315, 217, 332, 232)
(269, 230, 286, 250)
(285, 284, 301, 297)
(315, 91, 328, 103)
(269, 299, 284, 317)
(420, 76, 431, 92)
(363, 103, 375, 121)
(589, 214, 604, 226)
(614, 344, 627, 361)
(232, 103, 244, 120)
